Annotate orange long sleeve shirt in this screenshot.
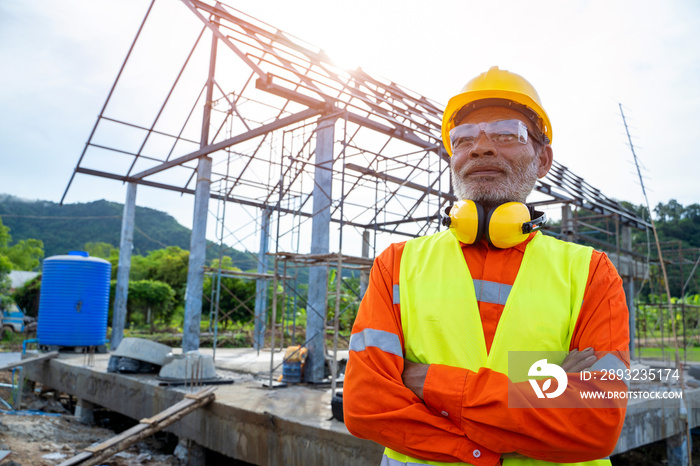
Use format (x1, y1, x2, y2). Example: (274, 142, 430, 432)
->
(344, 233, 629, 465)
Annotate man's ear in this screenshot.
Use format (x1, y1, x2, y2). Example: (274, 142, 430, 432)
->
(537, 145, 554, 178)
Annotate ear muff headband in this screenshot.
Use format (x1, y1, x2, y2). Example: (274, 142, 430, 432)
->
(443, 201, 547, 248)
(523, 208, 546, 234)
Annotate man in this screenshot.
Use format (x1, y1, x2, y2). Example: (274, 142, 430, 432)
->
(343, 67, 629, 466)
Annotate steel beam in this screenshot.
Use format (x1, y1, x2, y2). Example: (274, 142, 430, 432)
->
(60, 0, 157, 204)
(73, 167, 431, 235)
(257, 78, 443, 156)
(345, 163, 456, 201)
(131, 108, 322, 180)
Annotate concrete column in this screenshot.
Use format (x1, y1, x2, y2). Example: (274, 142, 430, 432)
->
(174, 438, 206, 466)
(182, 27, 217, 353)
(112, 182, 137, 350)
(561, 204, 575, 243)
(183, 157, 212, 352)
(254, 207, 272, 350)
(666, 432, 690, 466)
(360, 230, 371, 299)
(75, 398, 95, 424)
(305, 116, 336, 383)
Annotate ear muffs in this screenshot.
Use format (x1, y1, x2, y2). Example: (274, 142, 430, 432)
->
(442, 201, 546, 248)
(441, 200, 484, 244)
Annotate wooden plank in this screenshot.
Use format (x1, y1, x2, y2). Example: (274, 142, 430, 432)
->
(0, 351, 58, 371)
(57, 386, 217, 466)
(82, 388, 219, 452)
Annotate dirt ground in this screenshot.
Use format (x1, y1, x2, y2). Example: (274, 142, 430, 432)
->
(0, 413, 180, 466)
(0, 370, 181, 466)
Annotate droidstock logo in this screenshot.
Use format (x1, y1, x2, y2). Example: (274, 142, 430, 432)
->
(528, 359, 568, 398)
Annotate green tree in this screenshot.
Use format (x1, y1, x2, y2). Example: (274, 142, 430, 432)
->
(129, 279, 177, 326)
(143, 246, 190, 301)
(202, 260, 256, 327)
(105, 246, 189, 306)
(0, 255, 11, 304)
(84, 241, 115, 259)
(0, 217, 15, 299)
(4, 238, 44, 271)
(0, 215, 45, 275)
(630, 200, 700, 300)
(327, 270, 362, 332)
(0, 217, 10, 249)
(12, 274, 42, 317)
(654, 199, 684, 223)
(109, 279, 176, 328)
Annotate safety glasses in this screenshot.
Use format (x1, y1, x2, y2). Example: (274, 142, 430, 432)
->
(449, 119, 540, 153)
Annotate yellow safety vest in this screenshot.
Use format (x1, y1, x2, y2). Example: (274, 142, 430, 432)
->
(384, 230, 610, 466)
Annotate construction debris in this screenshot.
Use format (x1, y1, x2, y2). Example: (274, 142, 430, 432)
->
(57, 386, 216, 466)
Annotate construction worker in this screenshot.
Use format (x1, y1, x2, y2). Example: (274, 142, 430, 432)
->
(344, 67, 629, 465)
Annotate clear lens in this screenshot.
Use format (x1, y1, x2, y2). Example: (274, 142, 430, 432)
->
(449, 124, 481, 151)
(449, 119, 529, 152)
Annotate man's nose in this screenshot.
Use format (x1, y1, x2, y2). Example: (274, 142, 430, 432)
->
(469, 131, 496, 158)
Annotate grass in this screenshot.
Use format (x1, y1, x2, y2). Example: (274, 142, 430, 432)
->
(635, 346, 700, 362)
(0, 329, 27, 352)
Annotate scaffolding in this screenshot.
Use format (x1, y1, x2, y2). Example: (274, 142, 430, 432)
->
(632, 240, 700, 365)
(62, 0, 653, 386)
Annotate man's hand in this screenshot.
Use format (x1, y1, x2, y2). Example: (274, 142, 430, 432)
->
(561, 347, 597, 373)
(402, 360, 430, 401)
(500, 348, 598, 462)
(402, 349, 596, 403)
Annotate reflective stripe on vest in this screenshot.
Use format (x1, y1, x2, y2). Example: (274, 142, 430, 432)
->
(384, 230, 608, 466)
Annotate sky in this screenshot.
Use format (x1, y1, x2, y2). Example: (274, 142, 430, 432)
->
(1, 0, 699, 251)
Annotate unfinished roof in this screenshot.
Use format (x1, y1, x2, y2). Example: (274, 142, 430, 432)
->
(63, 0, 649, 253)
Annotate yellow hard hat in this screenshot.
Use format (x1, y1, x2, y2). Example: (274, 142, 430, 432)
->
(441, 66, 552, 156)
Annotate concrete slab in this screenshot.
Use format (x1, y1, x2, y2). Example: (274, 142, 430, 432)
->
(23, 349, 380, 466)
(21, 347, 700, 464)
(0, 352, 21, 367)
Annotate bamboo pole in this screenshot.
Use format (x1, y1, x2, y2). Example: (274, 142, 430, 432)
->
(57, 386, 216, 466)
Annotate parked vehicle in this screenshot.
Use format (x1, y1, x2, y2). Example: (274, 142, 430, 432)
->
(2, 303, 35, 333)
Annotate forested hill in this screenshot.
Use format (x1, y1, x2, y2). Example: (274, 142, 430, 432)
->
(0, 194, 256, 270)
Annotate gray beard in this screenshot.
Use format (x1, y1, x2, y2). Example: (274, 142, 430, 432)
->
(451, 156, 539, 211)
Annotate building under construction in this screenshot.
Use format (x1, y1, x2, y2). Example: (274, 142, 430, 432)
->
(13, 0, 699, 464)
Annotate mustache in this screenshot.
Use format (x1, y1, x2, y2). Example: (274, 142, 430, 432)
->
(457, 160, 512, 176)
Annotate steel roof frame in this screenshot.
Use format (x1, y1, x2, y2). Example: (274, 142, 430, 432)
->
(63, 0, 649, 258)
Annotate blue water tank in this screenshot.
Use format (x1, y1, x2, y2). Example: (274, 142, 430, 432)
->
(37, 251, 111, 347)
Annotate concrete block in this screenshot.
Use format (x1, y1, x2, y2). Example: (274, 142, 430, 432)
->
(159, 352, 217, 380)
(112, 337, 172, 366)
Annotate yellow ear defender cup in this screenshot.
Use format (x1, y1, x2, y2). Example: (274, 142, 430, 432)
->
(442, 201, 547, 248)
(443, 200, 484, 244)
(485, 202, 533, 249)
